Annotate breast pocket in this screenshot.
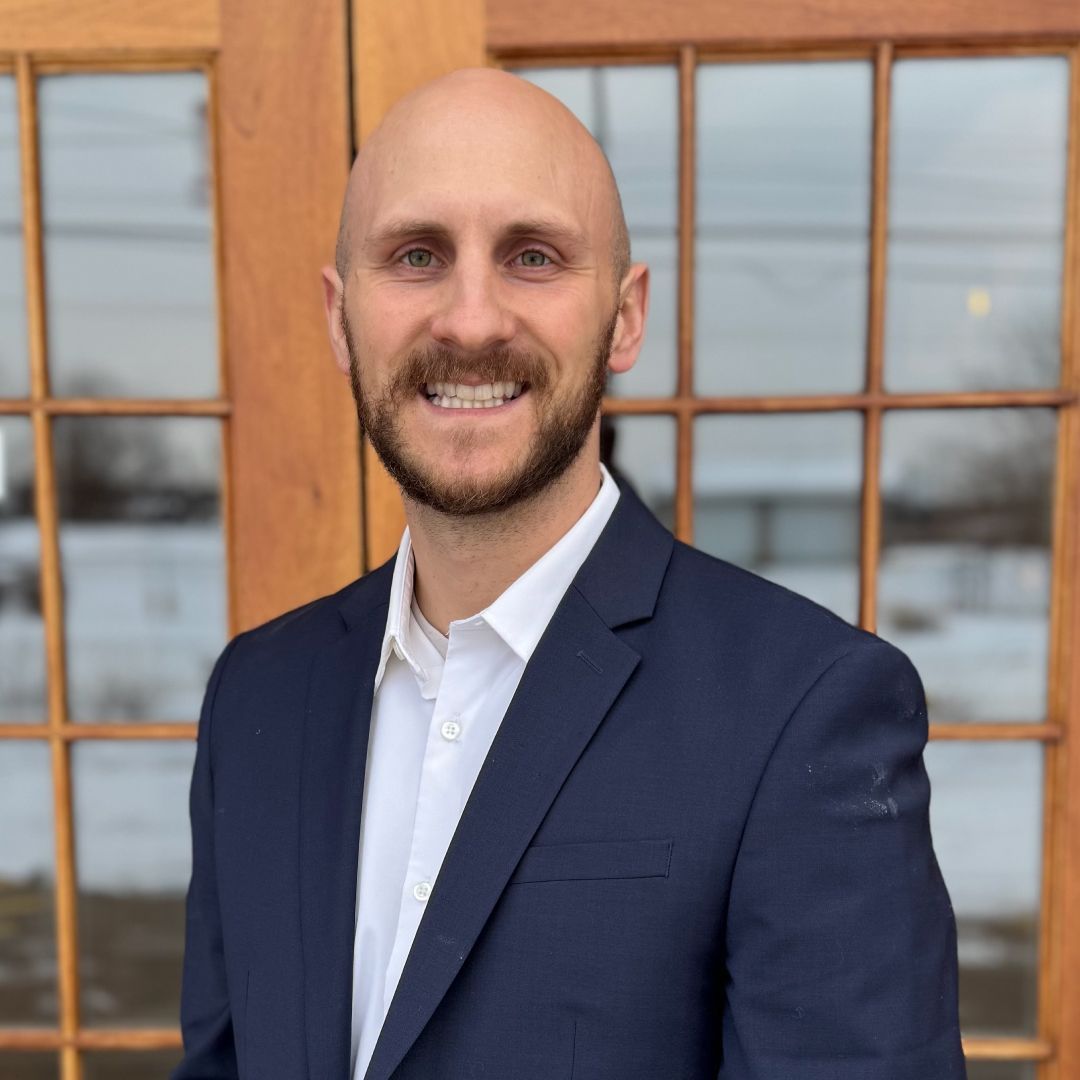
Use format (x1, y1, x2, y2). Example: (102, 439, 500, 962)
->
(508, 837, 673, 884)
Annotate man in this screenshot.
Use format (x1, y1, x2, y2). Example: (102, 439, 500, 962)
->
(173, 68, 965, 1079)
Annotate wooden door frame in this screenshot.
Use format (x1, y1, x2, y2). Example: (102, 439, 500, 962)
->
(353, 2, 1080, 1078)
(219, 0, 360, 632)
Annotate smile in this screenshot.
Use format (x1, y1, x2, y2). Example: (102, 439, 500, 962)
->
(422, 381, 526, 409)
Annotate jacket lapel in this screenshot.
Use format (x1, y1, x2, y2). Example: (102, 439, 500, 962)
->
(362, 481, 674, 1080)
(299, 560, 394, 1080)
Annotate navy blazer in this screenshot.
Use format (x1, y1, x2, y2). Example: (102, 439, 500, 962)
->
(172, 478, 966, 1080)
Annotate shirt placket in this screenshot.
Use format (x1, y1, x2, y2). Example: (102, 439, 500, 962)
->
(381, 626, 478, 1014)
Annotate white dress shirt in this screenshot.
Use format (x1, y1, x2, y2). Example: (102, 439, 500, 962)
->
(349, 463, 621, 1079)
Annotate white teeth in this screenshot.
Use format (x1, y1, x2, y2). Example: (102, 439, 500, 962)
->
(424, 380, 526, 408)
(425, 380, 527, 399)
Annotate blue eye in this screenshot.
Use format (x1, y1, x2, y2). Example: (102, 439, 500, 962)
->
(519, 250, 550, 268)
(404, 249, 433, 268)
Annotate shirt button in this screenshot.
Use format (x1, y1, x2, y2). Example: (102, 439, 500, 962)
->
(440, 718, 461, 741)
(413, 881, 432, 902)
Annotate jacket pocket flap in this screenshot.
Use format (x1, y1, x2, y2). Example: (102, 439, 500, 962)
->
(509, 837, 673, 884)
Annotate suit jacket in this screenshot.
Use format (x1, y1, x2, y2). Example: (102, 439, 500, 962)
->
(172, 478, 966, 1080)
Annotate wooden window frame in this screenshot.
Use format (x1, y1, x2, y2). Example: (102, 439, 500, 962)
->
(0, 1, 356, 1077)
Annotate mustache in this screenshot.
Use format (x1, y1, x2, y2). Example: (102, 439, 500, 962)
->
(392, 343, 550, 394)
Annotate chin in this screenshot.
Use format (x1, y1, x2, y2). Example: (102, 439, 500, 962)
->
(417, 437, 527, 476)
(426, 460, 517, 494)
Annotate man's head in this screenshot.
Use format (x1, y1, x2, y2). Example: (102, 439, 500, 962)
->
(321, 67, 648, 517)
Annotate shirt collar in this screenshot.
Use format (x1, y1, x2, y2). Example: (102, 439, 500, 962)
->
(373, 463, 620, 690)
(373, 535, 426, 692)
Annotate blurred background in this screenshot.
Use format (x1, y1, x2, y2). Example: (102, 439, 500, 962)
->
(2, 1, 1080, 1078)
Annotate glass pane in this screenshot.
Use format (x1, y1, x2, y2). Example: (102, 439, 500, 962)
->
(965, 1063, 1037, 1080)
(693, 412, 861, 622)
(38, 72, 217, 398)
(53, 416, 226, 723)
(74, 740, 195, 1027)
(886, 58, 1069, 392)
(82, 1051, 183, 1079)
(0, 416, 46, 722)
(0, 741, 57, 1026)
(880, 409, 1054, 723)
(0, 1053, 58, 1079)
(516, 66, 678, 398)
(603, 414, 675, 532)
(696, 62, 871, 396)
(0, 75, 29, 396)
(925, 740, 1042, 1036)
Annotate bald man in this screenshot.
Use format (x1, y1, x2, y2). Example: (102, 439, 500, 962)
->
(173, 69, 965, 1080)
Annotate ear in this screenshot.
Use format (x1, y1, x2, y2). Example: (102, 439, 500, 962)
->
(321, 265, 351, 377)
(606, 261, 649, 377)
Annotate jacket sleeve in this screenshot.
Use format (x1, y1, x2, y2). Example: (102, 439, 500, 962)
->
(171, 635, 242, 1079)
(717, 639, 967, 1080)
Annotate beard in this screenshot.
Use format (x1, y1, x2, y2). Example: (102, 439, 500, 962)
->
(343, 309, 617, 516)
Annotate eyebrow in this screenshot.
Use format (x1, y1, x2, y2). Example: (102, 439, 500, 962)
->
(363, 216, 591, 253)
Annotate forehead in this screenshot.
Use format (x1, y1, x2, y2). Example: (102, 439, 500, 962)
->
(357, 103, 609, 247)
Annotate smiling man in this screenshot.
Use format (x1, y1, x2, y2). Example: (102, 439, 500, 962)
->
(172, 69, 966, 1080)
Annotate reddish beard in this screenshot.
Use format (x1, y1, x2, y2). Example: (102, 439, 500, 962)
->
(342, 311, 617, 516)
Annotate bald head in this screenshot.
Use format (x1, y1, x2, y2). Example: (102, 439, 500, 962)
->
(334, 68, 631, 290)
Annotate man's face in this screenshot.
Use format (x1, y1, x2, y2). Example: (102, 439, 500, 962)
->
(330, 76, 640, 517)
(343, 304, 617, 516)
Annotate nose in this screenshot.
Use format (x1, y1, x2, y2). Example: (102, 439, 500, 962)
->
(428, 254, 516, 355)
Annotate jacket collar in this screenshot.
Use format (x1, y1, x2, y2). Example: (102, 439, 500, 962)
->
(336, 471, 673, 639)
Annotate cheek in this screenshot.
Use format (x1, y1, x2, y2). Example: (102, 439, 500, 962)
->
(519, 292, 604, 367)
(524, 282, 613, 345)
(354, 290, 430, 357)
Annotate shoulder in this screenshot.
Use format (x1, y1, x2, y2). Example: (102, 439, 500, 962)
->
(664, 539, 866, 638)
(658, 538, 916, 689)
(241, 576, 357, 643)
(657, 545, 929, 792)
(216, 563, 389, 683)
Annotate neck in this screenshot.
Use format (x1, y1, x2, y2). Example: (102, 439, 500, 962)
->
(406, 440, 603, 636)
